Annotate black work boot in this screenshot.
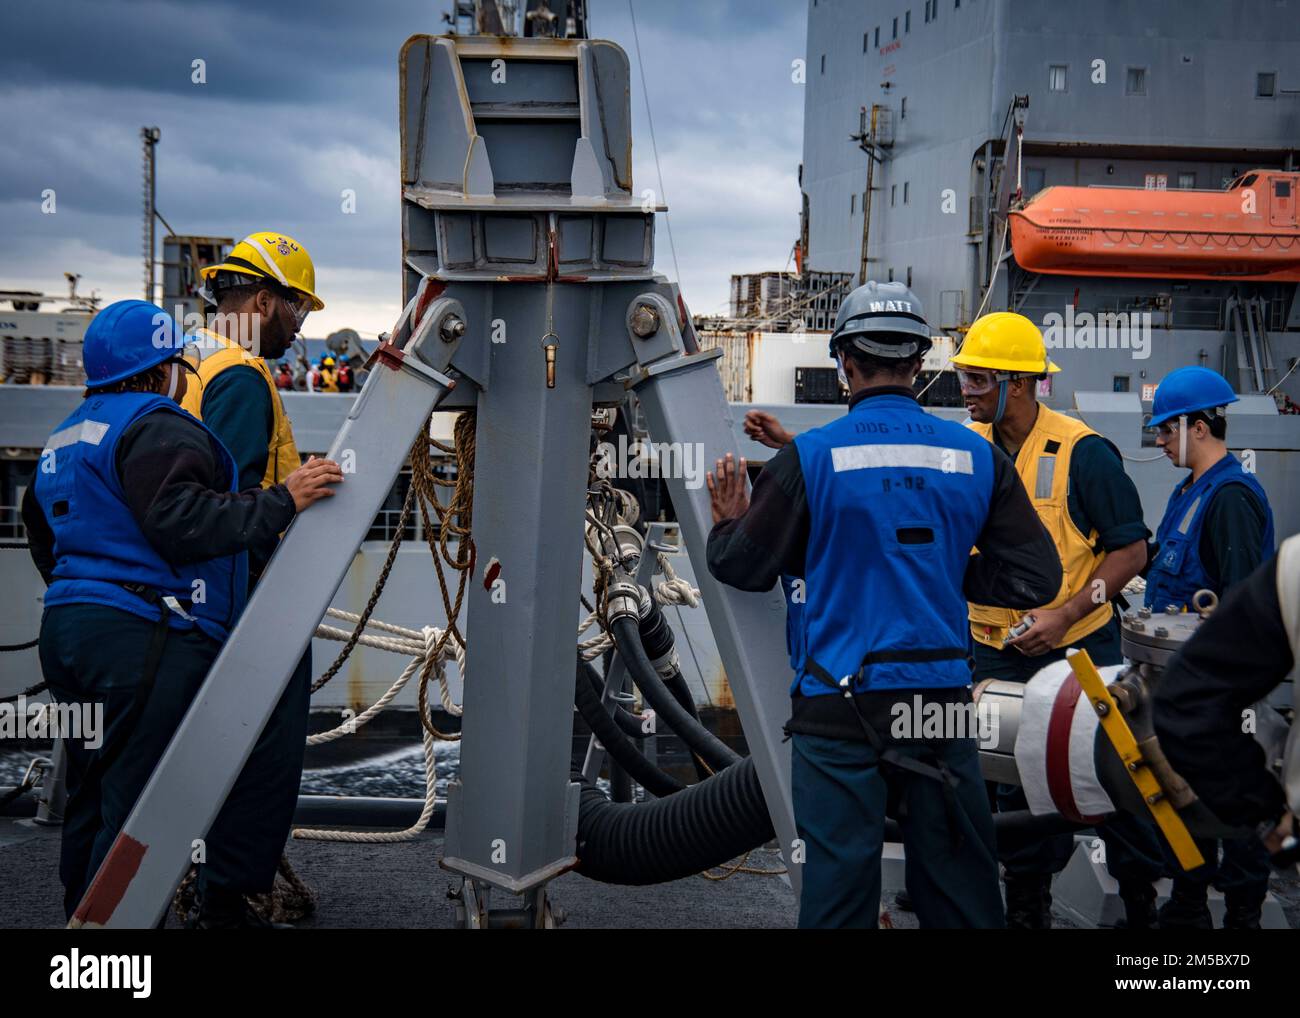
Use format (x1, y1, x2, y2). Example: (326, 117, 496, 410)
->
(1004, 874, 1053, 929)
(1115, 880, 1158, 930)
(1157, 885, 1213, 930)
(186, 886, 292, 929)
(1222, 894, 1264, 930)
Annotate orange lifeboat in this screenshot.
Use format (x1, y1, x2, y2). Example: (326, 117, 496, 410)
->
(1008, 170, 1300, 282)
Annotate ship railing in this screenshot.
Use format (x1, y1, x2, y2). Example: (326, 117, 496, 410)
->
(0, 505, 24, 544)
(1013, 291, 1288, 333)
(0, 504, 445, 548)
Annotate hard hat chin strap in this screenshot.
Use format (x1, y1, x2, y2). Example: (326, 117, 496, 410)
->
(992, 379, 1010, 425)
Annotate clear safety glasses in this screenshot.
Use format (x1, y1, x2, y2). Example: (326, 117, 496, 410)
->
(279, 290, 312, 330)
(956, 369, 1031, 395)
(956, 369, 1000, 395)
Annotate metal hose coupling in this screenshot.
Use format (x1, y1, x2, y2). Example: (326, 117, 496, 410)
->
(637, 596, 680, 679)
(605, 572, 646, 627)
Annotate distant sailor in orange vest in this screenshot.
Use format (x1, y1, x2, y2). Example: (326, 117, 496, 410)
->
(951, 312, 1160, 930)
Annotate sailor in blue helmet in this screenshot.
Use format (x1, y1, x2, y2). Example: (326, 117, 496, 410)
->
(705, 281, 1062, 928)
(1144, 365, 1276, 929)
(21, 300, 343, 927)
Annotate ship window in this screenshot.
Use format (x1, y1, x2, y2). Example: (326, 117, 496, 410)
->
(1113, 375, 1130, 394)
(901, 96, 907, 119)
(1049, 65, 1067, 92)
(1178, 172, 1196, 189)
(1257, 72, 1276, 98)
(820, 54, 825, 74)
(1241, 173, 1258, 188)
(905, 10, 911, 32)
(864, 32, 868, 52)
(906, 266, 913, 287)
(1125, 67, 1146, 95)
(891, 184, 897, 206)
(904, 181, 910, 203)
(893, 16, 898, 38)
(888, 268, 895, 282)
(875, 26, 880, 47)
(851, 193, 856, 213)
(1278, 181, 1293, 198)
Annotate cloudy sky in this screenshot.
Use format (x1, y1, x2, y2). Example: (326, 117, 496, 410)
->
(0, 0, 807, 339)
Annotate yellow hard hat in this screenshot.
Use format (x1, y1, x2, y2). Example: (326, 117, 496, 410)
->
(323, 356, 335, 367)
(201, 231, 324, 311)
(950, 312, 1059, 374)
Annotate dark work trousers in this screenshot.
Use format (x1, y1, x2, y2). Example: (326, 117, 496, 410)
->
(791, 732, 1005, 929)
(1167, 835, 1271, 906)
(973, 616, 1165, 887)
(40, 603, 311, 919)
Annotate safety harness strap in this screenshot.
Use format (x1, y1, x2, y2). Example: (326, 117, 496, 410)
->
(803, 654, 968, 849)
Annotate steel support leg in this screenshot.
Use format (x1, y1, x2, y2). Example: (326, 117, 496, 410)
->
(70, 300, 463, 928)
(441, 288, 591, 895)
(631, 349, 801, 900)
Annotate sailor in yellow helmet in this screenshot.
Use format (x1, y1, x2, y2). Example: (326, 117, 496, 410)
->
(189, 231, 322, 501)
(181, 231, 330, 925)
(951, 312, 1159, 929)
(319, 355, 339, 393)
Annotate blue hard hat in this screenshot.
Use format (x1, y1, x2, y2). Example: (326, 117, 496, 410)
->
(83, 300, 191, 387)
(1148, 366, 1239, 428)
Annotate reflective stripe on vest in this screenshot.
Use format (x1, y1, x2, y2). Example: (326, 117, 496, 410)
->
(967, 405, 1111, 649)
(1145, 453, 1275, 612)
(181, 330, 301, 487)
(34, 392, 248, 642)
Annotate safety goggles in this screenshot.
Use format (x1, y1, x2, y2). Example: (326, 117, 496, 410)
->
(956, 369, 1021, 396)
(277, 289, 312, 330)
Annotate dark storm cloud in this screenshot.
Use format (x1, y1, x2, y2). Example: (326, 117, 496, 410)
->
(0, 0, 806, 331)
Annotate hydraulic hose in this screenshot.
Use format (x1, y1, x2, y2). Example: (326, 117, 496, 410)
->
(574, 659, 683, 798)
(632, 598, 713, 780)
(574, 756, 775, 884)
(581, 658, 650, 740)
(611, 616, 741, 773)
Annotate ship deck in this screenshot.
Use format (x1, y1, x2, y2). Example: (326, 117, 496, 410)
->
(0, 816, 800, 929)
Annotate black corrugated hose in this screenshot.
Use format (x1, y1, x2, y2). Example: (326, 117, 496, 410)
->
(573, 605, 774, 884)
(574, 756, 775, 885)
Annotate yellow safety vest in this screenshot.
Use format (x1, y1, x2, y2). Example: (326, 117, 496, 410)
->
(968, 404, 1111, 649)
(181, 330, 301, 488)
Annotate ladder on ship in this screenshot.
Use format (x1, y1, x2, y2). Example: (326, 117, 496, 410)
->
(1227, 291, 1277, 394)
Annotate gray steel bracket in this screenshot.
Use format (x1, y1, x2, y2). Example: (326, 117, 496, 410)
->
(624, 297, 801, 900)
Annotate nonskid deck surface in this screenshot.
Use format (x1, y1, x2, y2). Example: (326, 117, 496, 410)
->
(0, 817, 797, 929)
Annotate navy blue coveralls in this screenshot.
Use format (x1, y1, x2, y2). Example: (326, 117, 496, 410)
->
(708, 386, 1062, 928)
(26, 391, 298, 917)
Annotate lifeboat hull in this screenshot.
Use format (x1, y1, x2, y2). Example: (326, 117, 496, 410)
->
(1008, 176, 1300, 282)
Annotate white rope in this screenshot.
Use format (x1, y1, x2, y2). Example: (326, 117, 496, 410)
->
(292, 725, 440, 843)
(293, 618, 460, 843)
